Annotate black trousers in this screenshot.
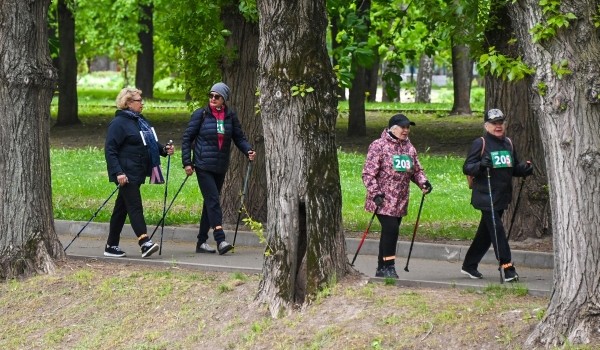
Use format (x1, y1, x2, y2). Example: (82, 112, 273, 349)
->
(195, 169, 226, 244)
(376, 214, 403, 267)
(463, 210, 512, 269)
(107, 183, 146, 247)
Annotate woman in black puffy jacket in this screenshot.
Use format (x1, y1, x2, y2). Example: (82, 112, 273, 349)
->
(104, 87, 174, 258)
(181, 82, 256, 255)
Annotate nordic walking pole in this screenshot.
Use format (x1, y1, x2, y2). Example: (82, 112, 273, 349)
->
(232, 161, 253, 252)
(404, 192, 425, 272)
(149, 175, 190, 240)
(507, 161, 530, 241)
(487, 167, 504, 284)
(351, 208, 378, 266)
(64, 185, 119, 252)
(159, 140, 173, 255)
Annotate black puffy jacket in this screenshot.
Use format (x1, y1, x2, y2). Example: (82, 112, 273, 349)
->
(105, 110, 168, 184)
(463, 133, 531, 211)
(181, 106, 252, 174)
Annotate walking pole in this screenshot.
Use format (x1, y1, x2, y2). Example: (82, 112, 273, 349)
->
(159, 140, 173, 255)
(404, 192, 425, 272)
(487, 168, 504, 284)
(232, 161, 253, 251)
(351, 208, 378, 266)
(64, 185, 119, 252)
(506, 177, 526, 241)
(149, 175, 190, 240)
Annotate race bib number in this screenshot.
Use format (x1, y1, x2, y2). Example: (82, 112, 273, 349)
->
(491, 150, 513, 168)
(216, 120, 225, 134)
(392, 154, 412, 172)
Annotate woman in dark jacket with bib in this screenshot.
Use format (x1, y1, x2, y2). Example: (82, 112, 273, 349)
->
(104, 87, 174, 258)
(461, 109, 533, 282)
(181, 82, 255, 255)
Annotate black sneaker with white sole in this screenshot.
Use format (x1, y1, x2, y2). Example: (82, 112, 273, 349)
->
(141, 241, 159, 258)
(503, 264, 519, 282)
(104, 245, 126, 257)
(461, 267, 483, 279)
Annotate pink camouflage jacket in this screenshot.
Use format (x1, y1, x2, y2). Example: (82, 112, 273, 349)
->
(362, 129, 428, 217)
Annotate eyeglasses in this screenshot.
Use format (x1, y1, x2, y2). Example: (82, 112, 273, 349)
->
(208, 93, 222, 100)
(131, 98, 143, 103)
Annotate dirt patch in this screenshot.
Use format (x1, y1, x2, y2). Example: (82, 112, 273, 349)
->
(0, 259, 555, 349)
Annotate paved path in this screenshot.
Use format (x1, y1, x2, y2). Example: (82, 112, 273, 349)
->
(57, 220, 554, 297)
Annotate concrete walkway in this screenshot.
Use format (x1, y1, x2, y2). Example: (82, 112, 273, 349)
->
(56, 220, 554, 297)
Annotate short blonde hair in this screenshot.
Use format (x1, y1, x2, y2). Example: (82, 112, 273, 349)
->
(115, 87, 142, 109)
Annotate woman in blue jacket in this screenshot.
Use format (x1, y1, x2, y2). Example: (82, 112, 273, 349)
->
(181, 83, 256, 255)
(104, 88, 174, 258)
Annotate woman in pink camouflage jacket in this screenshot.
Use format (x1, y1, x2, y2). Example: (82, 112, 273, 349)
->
(362, 114, 433, 278)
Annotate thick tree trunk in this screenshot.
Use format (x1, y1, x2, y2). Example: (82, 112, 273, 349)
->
(505, 1, 600, 346)
(256, 0, 348, 317)
(55, 0, 79, 126)
(0, 0, 64, 279)
(415, 54, 433, 103)
(366, 56, 379, 102)
(135, 3, 154, 99)
(347, 66, 367, 136)
(484, 4, 550, 242)
(450, 43, 473, 115)
(220, 5, 267, 224)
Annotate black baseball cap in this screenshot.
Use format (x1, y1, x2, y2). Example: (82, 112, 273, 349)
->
(388, 114, 415, 128)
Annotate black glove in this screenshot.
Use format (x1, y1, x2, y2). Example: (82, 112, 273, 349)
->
(480, 155, 492, 169)
(423, 181, 433, 194)
(524, 161, 533, 176)
(373, 194, 385, 207)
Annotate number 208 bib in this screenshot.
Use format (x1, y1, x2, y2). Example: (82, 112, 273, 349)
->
(490, 150, 513, 168)
(392, 154, 412, 172)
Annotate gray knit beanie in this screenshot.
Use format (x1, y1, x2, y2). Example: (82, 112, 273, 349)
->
(210, 82, 230, 101)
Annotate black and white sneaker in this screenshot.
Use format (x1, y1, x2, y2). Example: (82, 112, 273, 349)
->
(217, 241, 233, 255)
(375, 265, 399, 279)
(503, 264, 519, 282)
(196, 242, 216, 254)
(461, 267, 483, 279)
(141, 241, 159, 258)
(104, 245, 126, 257)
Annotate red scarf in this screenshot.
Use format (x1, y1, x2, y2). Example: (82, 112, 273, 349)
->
(210, 106, 225, 149)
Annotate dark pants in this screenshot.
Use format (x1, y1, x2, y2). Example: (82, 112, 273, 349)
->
(195, 169, 226, 244)
(376, 214, 402, 267)
(107, 183, 147, 247)
(463, 210, 512, 269)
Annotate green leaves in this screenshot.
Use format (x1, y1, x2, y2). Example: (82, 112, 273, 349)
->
(478, 47, 534, 82)
(291, 84, 314, 97)
(529, 0, 577, 43)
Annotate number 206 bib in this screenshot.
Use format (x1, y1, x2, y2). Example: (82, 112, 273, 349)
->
(392, 154, 412, 172)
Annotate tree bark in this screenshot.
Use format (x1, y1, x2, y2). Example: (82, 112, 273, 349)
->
(505, 0, 600, 346)
(366, 55, 379, 102)
(256, 0, 348, 317)
(135, 3, 154, 99)
(484, 4, 550, 242)
(415, 54, 433, 103)
(0, 0, 64, 279)
(449, 42, 473, 115)
(220, 5, 267, 224)
(330, 15, 346, 101)
(347, 0, 371, 137)
(55, 0, 80, 126)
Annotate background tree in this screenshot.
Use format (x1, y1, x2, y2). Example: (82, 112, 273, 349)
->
(135, 1, 154, 98)
(256, 0, 348, 316)
(55, 0, 80, 126)
(415, 53, 433, 103)
(0, 0, 64, 278)
(503, 0, 600, 346)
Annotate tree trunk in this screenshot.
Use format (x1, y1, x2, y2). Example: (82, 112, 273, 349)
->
(330, 15, 346, 101)
(366, 55, 379, 102)
(135, 3, 154, 99)
(347, 66, 367, 136)
(484, 4, 550, 242)
(505, 1, 600, 346)
(220, 5, 267, 224)
(55, 0, 79, 126)
(256, 0, 348, 317)
(449, 43, 473, 115)
(0, 0, 64, 279)
(415, 54, 433, 103)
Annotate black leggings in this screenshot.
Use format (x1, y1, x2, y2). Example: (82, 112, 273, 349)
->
(376, 214, 403, 267)
(463, 210, 512, 268)
(195, 169, 226, 243)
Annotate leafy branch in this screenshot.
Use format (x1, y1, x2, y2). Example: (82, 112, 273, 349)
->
(529, 0, 577, 43)
(478, 47, 535, 81)
(291, 83, 314, 97)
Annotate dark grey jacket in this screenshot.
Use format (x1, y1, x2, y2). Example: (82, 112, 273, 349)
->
(463, 133, 532, 211)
